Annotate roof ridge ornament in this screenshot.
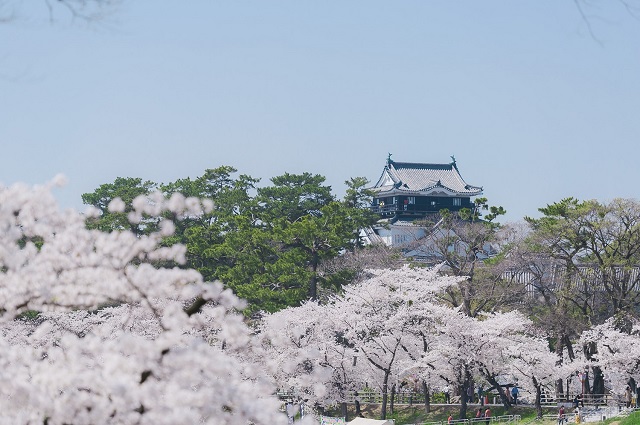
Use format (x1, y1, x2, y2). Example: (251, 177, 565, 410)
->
(450, 155, 459, 171)
(387, 153, 393, 166)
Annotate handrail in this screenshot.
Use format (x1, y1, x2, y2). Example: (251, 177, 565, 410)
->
(337, 389, 621, 407)
(410, 415, 521, 425)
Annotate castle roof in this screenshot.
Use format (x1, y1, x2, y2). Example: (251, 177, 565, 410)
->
(372, 158, 482, 197)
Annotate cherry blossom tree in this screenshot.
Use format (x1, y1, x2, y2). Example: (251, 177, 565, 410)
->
(580, 318, 640, 394)
(260, 265, 463, 420)
(471, 311, 530, 407)
(415, 307, 517, 418)
(258, 261, 596, 422)
(257, 301, 350, 410)
(503, 334, 567, 418)
(412, 292, 562, 419)
(329, 266, 462, 420)
(0, 178, 287, 425)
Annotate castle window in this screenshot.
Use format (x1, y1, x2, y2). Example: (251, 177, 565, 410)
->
(453, 198, 461, 206)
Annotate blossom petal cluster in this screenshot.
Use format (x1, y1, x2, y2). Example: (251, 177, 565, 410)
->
(0, 180, 286, 425)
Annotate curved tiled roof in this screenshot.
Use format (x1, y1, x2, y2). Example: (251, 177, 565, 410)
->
(373, 160, 482, 196)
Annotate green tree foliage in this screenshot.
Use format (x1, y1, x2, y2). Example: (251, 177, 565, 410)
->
(81, 177, 157, 236)
(278, 201, 364, 300)
(457, 196, 507, 225)
(343, 176, 380, 248)
(343, 176, 373, 209)
(250, 173, 373, 304)
(256, 172, 334, 223)
(83, 168, 378, 315)
(160, 166, 260, 248)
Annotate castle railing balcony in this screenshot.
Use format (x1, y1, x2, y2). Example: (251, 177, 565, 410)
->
(370, 204, 442, 215)
(370, 205, 399, 214)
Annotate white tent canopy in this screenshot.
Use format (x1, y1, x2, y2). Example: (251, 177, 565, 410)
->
(347, 418, 394, 425)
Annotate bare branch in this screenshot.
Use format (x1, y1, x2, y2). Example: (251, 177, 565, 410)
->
(49, 0, 122, 23)
(618, 0, 640, 20)
(0, 0, 121, 25)
(573, 0, 605, 45)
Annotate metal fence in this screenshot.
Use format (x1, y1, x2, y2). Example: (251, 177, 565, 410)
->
(343, 389, 620, 407)
(283, 387, 622, 408)
(345, 389, 429, 404)
(409, 415, 521, 425)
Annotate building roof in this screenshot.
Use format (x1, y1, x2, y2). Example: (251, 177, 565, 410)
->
(372, 158, 482, 197)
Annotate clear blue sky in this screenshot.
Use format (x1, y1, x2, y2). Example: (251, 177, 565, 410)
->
(1, 1, 639, 223)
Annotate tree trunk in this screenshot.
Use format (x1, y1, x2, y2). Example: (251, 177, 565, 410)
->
(592, 366, 605, 396)
(563, 334, 576, 361)
(309, 250, 319, 300)
(584, 342, 605, 396)
(459, 385, 467, 419)
(423, 381, 431, 413)
(555, 332, 566, 401)
(486, 375, 511, 409)
(390, 383, 396, 414)
(461, 282, 472, 317)
(556, 379, 565, 402)
(341, 402, 348, 422)
(458, 383, 469, 419)
(533, 377, 543, 419)
(381, 371, 390, 420)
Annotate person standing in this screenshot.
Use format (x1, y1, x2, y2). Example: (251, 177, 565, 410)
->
(625, 386, 633, 408)
(448, 414, 453, 424)
(285, 402, 295, 424)
(511, 386, 519, 405)
(354, 391, 363, 418)
(475, 408, 483, 422)
(478, 386, 485, 406)
(577, 393, 584, 407)
(627, 378, 636, 401)
(444, 385, 451, 404)
(505, 387, 512, 404)
(557, 405, 565, 425)
(484, 407, 491, 425)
